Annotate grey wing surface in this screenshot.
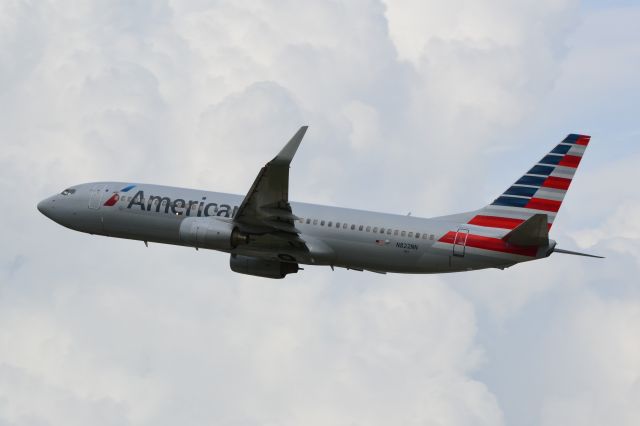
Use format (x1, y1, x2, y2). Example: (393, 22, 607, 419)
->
(232, 127, 316, 260)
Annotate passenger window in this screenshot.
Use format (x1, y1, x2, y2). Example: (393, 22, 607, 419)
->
(415, 233, 420, 239)
(422, 234, 428, 239)
(380, 228, 385, 234)
(336, 222, 340, 228)
(321, 220, 325, 226)
(327, 221, 332, 227)
(359, 225, 363, 231)
(366, 226, 371, 232)
(313, 219, 318, 225)
(394, 230, 399, 236)
(373, 227, 378, 233)
(408, 232, 413, 238)
(351, 224, 356, 230)
(387, 229, 392, 235)
(306, 218, 311, 224)
(430, 234, 435, 240)
(401, 231, 406, 237)
(344, 223, 348, 229)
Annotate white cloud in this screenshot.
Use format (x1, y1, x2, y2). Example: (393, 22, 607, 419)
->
(538, 292, 640, 426)
(1, 0, 639, 425)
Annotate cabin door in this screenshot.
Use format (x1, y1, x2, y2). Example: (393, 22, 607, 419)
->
(452, 228, 469, 257)
(88, 184, 106, 209)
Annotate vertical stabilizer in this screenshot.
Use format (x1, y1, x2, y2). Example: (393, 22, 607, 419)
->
(468, 134, 591, 230)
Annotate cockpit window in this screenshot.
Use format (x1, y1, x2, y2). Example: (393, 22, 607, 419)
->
(61, 188, 76, 195)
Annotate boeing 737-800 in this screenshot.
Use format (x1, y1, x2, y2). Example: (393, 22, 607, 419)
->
(37, 127, 601, 278)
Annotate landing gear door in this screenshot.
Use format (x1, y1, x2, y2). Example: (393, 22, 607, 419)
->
(452, 228, 469, 257)
(88, 184, 106, 209)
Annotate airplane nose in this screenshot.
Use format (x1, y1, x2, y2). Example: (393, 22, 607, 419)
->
(37, 197, 54, 218)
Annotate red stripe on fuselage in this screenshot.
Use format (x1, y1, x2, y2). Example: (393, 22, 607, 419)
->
(438, 231, 538, 257)
(468, 215, 524, 229)
(469, 215, 552, 230)
(542, 176, 571, 190)
(558, 155, 581, 168)
(525, 197, 561, 212)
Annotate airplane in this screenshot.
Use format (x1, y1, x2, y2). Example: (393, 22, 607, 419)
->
(37, 127, 602, 279)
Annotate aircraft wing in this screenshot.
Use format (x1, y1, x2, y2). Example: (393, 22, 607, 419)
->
(233, 126, 308, 236)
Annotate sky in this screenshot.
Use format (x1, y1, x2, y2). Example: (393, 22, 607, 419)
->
(1, 0, 639, 425)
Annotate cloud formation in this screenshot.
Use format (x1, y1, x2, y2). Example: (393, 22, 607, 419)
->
(1, 1, 639, 425)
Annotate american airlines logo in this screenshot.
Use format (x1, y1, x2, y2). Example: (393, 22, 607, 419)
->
(122, 189, 239, 218)
(103, 184, 136, 207)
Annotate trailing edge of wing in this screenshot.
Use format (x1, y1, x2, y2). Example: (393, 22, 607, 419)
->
(553, 248, 604, 259)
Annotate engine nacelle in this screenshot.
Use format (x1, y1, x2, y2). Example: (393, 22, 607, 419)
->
(230, 254, 299, 279)
(179, 217, 249, 250)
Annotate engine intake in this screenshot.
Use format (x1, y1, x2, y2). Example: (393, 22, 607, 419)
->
(230, 254, 299, 279)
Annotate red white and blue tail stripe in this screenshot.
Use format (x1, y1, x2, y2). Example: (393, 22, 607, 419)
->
(469, 134, 590, 230)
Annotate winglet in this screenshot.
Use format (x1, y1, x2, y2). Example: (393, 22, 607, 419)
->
(503, 213, 549, 246)
(272, 126, 308, 165)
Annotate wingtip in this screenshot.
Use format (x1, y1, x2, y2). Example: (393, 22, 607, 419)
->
(273, 126, 309, 164)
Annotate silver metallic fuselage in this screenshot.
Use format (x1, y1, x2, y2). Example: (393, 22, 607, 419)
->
(38, 182, 553, 274)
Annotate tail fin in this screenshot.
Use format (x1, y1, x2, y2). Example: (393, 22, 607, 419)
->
(469, 134, 590, 230)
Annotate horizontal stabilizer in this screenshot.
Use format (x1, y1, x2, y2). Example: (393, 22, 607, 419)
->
(502, 213, 549, 246)
(554, 248, 604, 259)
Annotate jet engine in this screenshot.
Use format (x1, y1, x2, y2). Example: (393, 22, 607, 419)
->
(230, 254, 299, 279)
(179, 217, 249, 250)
